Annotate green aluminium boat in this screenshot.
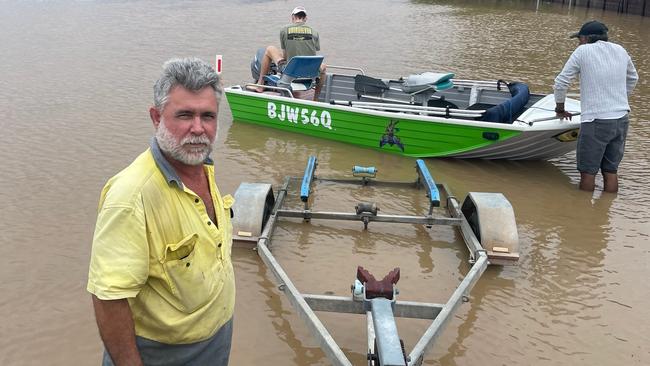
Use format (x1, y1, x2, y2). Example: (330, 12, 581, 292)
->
(225, 64, 581, 160)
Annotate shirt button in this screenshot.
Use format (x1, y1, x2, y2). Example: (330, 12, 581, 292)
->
(218, 243, 222, 247)
(207, 221, 212, 225)
(195, 198, 200, 203)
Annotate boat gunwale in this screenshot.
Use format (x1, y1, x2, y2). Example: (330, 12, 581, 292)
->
(224, 86, 581, 132)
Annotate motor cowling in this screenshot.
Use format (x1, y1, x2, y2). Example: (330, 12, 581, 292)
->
(250, 47, 278, 82)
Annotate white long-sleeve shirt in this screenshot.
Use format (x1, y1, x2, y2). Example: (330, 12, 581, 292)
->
(554, 40, 638, 122)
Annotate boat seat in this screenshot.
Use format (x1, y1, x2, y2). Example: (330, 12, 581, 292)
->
(399, 72, 455, 105)
(401, 72, 455, 94)
(264, 55, 324, 92)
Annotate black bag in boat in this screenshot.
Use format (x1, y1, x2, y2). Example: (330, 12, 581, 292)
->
(354, 74, 389, 94)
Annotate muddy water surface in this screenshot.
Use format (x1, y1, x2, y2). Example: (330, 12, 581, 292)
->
(1, 0, 649, 365)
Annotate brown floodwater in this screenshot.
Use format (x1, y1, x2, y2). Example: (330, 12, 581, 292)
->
(1, 0, 648, 365)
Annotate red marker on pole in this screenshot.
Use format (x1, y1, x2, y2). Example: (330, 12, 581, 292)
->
(215, 54, 222, 75)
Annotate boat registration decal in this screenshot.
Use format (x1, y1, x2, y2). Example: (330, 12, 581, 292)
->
(267, 102, 332, 130)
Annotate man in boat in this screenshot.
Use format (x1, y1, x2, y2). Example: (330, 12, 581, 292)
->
(553, 20, 638, 193)
(87, 57, 235, 365)
(253, 6, 326, 100)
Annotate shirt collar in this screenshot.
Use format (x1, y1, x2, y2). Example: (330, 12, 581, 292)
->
(149, 137, 214, 189)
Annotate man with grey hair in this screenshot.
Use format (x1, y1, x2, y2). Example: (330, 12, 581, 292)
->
(87, 57, 235, 365)
(554, 20, 638, 193)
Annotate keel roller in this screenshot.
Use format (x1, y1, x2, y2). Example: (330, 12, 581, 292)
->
(352, 165, 377, 178)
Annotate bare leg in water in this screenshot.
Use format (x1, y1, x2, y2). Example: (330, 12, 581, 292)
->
(579, 172, 596, 192)
(254, 46, 284, 93)
(602, 172, 619, 193)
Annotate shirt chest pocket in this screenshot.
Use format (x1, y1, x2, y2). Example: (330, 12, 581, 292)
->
(161, 233, 224, 313)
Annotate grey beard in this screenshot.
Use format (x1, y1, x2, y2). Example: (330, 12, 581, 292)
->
(155, 120, 213, 166)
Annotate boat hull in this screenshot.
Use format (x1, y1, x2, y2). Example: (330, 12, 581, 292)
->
(225, 87, 579, 160)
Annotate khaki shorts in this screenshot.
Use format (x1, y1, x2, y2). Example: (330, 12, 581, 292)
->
(577, 115, 629, 175)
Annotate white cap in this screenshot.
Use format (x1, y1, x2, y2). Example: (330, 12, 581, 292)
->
(291, 6, 306, 15)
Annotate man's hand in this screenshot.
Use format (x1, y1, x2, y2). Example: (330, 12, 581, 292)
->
(555, 103, 572, 121)
(556, 110, 573, 121)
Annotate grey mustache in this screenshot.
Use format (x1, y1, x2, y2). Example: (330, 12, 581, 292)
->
(182, 135, 210, 145)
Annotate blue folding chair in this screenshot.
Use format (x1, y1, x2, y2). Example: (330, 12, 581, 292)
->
(264, 55, 324, 92)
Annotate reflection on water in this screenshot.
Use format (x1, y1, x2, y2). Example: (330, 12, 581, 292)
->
(1, 0, 649, 365)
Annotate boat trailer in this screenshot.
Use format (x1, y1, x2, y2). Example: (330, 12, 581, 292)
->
(232, 156, 519, 365)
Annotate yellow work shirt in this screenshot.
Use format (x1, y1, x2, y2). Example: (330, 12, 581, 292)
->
(87, 141, 235, 344)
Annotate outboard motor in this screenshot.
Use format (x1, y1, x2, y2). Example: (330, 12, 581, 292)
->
(250, 47, 278, 82)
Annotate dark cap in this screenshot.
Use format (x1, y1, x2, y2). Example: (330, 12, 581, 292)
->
(570, 20, 608, 38)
